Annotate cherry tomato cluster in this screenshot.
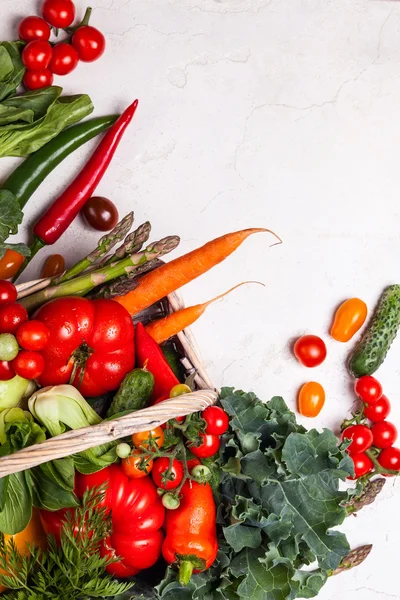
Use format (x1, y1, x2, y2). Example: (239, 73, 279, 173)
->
(18, 0, 106, 90)
(293, 298, 369, 418)
(119, 383, 229, 509)
(342, 375, 400, 478)
(0, 281, 50, 381)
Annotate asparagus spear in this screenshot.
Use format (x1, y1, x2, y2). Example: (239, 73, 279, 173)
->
(21, 236, 180, 312)
(89, 258, 163, 299)
(329, 545, 372, 576)
(100, 221, 151, 267)
(344, 478, 386, 515)
(55, 212, 134, 284)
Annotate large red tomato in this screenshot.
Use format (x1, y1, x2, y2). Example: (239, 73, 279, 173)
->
(34, 297, 135, 397)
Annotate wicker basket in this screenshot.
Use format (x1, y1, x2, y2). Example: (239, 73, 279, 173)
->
(0, 286, 217, 478)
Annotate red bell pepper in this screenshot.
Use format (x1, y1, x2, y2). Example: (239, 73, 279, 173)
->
(35, 297, 135, 397)
(135, 322, 179, 399)
(41, 464, 165, 578)
(162, 476, 218, 584)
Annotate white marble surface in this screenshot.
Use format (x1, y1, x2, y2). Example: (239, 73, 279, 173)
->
(1, 0, 400, 598)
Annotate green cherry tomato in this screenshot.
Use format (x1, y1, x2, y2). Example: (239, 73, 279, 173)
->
(162, 492, 180, 510)
(0, 334, 19, 361)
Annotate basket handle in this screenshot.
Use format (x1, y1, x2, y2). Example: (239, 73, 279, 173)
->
(0, 390, 218, 478)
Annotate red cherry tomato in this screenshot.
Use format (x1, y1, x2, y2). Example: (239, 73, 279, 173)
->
(151, 458, 184, 490)
(363, 394, 391, 422)
(72, 26, 106, 62)
(293, 335, 327, 368)
(16, 320, 50, 352)
(354, 376, 383, 405)
(12, 351, 45, 380)
(378, 447, 400, 472)
(22, 41, 53, 70)
(23, 69, 53, 90)
(190, 433, 220, 459)
(341, 424, 373, 454)
(371, 421, 398, 449)
(202, 406, 229, 435)
(18, 16, 51, 42)
(0, 303, 28, 334)
(0, 281, 17, 306)
(42, 0, 76, 28)
(348, 453, 373, 480)
(81, 197, 119, 231)
(121, 452, 153, 479)
(50, 43, 79, 76)
(0, 360, 15, 381)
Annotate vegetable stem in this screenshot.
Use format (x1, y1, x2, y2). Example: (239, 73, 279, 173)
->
(365, 449, 399, 476)
(179, 560, 194, 585)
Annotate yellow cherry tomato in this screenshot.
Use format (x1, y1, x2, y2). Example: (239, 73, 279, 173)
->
(132, 426, 165, 450)
(0, 249, 25, 280)
(298, 382, 325, 418)
(169, 384, 191, 397)
(331, 298, 367, 342)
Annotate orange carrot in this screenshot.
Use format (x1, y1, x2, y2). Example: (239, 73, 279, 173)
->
(145, 282, 262, 343)
(113, 228, 280, 316)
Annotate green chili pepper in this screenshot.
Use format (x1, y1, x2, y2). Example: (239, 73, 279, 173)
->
(2, 115, 118, 209)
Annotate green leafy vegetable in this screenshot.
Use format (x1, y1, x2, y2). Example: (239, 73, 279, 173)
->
(0, 486, 132, 599)
(0, 190, 30, 259)
(0, 42, 25, 102)
(156, 388, 355, 600)
(29, 384, 118, 474)
(0, 409, 77, 534)
(0, 88, 94, 157)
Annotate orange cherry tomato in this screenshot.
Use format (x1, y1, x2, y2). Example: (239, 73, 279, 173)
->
(122, 451, 153, 479)
(0, 508, 47, 593)
(330, 298, 367, 343)
(0, 249, 25, 280)
(132, 426, 165, 450)
(41, 254, 65, 278)
(298, 381, 325, 417)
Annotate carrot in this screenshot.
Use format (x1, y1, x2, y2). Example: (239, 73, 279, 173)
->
(113, 228, 280, 316)
(145, 282, 261, 344)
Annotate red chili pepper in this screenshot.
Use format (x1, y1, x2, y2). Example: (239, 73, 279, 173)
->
(135, 322, 179, 399)
(15, 100, 139, 281)
(162, 478, 218, 584)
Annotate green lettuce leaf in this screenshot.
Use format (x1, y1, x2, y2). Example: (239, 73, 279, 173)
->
(0, 42, 25, 102)
(0, 471, 32, 534)
(0, 91, 93, 157)
(0, 189, 30, 259)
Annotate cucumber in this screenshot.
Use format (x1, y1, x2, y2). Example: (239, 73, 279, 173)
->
(349, 284, 400, 377)
(106, 368, 154, 418)
(161, 342, 186, 382)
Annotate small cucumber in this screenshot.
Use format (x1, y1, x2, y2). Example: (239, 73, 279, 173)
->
(107, 368, 154, 418)
(349, 284, 400, 377)
(161, 342, 185, 382)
